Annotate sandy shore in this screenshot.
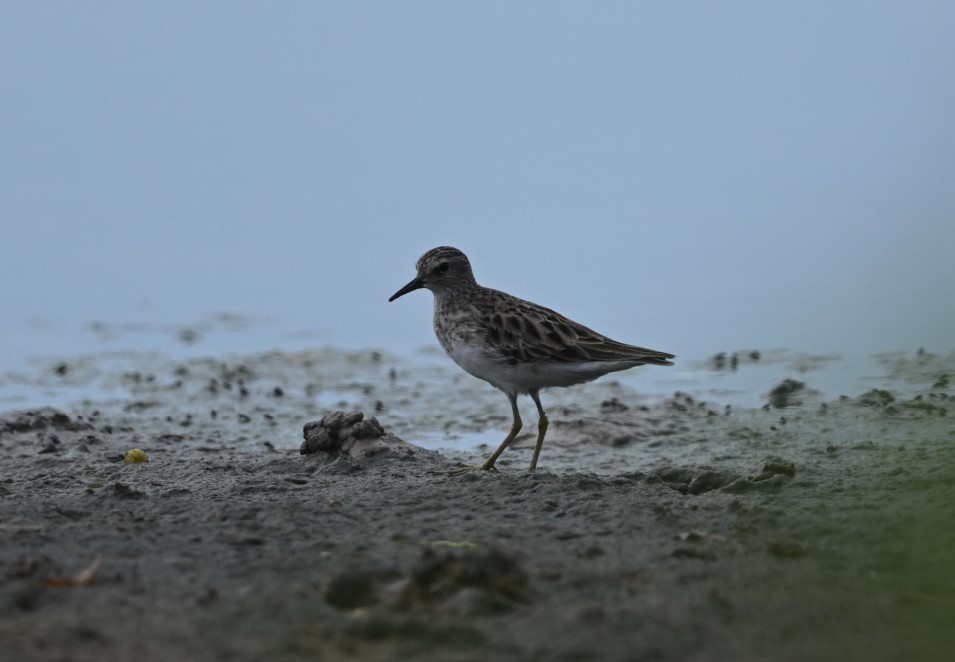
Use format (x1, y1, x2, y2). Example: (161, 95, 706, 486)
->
(1, 348, 954, 661)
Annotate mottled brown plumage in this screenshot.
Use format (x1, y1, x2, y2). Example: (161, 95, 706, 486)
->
(390, 246, 674, 472)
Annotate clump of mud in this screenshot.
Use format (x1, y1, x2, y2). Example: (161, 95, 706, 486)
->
(325, 544, 529, 617)
(766, 378, 818, 408)
(300, 410, 447, 471)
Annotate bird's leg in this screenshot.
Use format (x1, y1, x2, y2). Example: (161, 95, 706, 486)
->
(481, 394, 522, 470)
(528, 390, 548, 472)
(448, 394, 522, 475)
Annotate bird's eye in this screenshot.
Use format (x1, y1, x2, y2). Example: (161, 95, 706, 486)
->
(436, 262, 450, 274)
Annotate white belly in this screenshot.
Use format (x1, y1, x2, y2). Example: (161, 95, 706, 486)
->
(444, 339, 639, 395)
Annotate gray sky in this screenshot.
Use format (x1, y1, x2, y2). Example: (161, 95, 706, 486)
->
(2, 2, 954, 366)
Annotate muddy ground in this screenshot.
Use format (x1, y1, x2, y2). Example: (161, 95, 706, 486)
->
(1, 347, 953, 661)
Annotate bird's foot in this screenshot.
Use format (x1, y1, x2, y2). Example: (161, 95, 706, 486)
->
(447, 462, 498, 476)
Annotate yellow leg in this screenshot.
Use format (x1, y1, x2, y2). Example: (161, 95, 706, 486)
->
(481, 395, 522, 471)
(528, 391, 548, 472)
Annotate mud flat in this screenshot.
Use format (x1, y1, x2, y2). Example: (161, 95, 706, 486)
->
(1, 348, 953, 661)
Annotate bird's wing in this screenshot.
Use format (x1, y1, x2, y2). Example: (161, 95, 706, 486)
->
(478, 291, 675, 366)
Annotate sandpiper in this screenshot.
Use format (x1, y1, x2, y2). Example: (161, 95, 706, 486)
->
(389, 246, 674, 472)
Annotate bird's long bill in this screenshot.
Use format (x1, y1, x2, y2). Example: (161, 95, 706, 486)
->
(388, 278, 424, 302)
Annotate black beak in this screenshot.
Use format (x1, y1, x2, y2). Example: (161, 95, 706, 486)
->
(389, 277, 425, 302)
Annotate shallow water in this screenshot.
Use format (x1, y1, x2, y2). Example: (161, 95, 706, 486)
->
(2, 313, 951, 464)
(3, 313, 947, 404)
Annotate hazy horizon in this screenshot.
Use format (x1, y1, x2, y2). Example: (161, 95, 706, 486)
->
(3, 2, 954, 373)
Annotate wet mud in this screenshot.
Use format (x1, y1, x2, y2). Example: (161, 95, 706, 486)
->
(1, 347, 954, 661)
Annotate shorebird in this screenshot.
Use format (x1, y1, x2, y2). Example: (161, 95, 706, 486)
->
(389, 246, 674, 472)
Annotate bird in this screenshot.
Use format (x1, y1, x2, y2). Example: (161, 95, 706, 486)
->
(388, 246, 674, 472)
